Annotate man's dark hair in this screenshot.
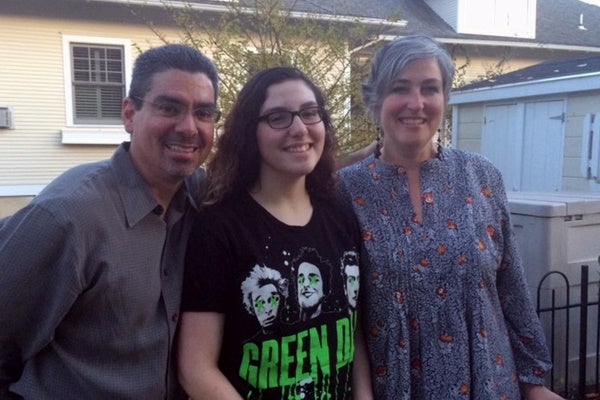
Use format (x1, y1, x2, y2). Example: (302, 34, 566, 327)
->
(128, 43, 219, 106)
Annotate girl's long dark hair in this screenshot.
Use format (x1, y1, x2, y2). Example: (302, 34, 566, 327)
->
(204, 67, 337, 205)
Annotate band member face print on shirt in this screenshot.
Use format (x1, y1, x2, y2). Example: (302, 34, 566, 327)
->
(298, 261, 324, 316)
(253, 283, 280, 328)
(241, 265, 289, 334)
(293, 247, 332, 322)
(341, 251, 360, 310)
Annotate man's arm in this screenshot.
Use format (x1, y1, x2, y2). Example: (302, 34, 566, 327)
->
(0, 341, 23, 399)
(0, 204, 81, 395)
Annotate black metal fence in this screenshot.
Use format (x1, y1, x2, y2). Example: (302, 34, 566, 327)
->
(536, 265, 600, 399)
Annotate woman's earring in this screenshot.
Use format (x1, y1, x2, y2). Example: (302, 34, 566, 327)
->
(374, 127, 382, 159)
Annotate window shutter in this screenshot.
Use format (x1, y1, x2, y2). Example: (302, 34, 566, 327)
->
(71, 44, 125, 124)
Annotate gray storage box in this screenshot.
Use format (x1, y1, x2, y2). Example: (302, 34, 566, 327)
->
(508, 191, 600, 294)
(507, 191, 600, 388)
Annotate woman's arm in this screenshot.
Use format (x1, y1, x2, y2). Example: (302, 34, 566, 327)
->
(177, 311, 243, 400)
(351, 318, 374, 400)
(335, 141, 377, 170)
(485, 163, 559, 399)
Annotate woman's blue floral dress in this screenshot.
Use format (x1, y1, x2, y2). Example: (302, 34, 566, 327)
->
(338, 147, 552, 399)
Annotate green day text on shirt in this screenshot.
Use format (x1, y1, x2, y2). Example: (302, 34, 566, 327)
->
(240, 311, 357, 391)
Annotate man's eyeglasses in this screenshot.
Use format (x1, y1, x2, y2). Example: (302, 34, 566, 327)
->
(133, 96, 221, 123)
(257, 106, 324, 129)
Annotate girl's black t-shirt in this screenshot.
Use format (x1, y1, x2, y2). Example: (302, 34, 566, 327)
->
(182, 191, 362, 399)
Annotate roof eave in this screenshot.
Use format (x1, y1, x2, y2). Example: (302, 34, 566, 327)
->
(379, 35, 600, 53)
(86, 0, 408, 27)
(449, 71, 600, 105)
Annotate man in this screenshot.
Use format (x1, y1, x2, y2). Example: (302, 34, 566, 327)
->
(0, 43, 219, 399)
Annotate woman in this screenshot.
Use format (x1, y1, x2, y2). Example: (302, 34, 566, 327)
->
(338, 35, 563, 399)
(177, 67, 372, 399)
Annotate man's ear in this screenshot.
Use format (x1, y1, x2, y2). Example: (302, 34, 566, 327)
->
(121, 97, 136, 134)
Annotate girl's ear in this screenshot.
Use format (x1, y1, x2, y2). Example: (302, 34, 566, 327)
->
(373, 105, 381, 125)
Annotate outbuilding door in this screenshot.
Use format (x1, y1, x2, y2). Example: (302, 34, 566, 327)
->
(482, 99, 565, 191)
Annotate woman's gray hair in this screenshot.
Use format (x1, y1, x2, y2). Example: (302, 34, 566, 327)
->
(362, 35, 455, 121)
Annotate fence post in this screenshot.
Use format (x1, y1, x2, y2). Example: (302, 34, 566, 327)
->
(579, 265, 589, 397)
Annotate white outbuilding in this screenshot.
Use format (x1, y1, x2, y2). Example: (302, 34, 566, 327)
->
(450, 54, 600, 193)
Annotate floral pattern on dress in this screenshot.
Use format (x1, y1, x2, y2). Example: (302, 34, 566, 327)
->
(338, 148, 552, 400)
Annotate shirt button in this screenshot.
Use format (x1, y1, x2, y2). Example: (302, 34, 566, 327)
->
(153, 205, 164, 215)
(171, 313, 179, 323)
(163, 269, 169, 276)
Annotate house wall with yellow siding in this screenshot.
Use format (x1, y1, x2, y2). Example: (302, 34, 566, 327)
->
(0, 9, 191, 215)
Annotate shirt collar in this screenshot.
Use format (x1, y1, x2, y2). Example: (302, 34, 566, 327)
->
(111, 142, 198, 227)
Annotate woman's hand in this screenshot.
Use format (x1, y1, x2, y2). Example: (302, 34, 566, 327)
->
(521, 383, 565, 400)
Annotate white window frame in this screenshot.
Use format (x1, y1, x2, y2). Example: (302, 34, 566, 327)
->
(61, 35, 132, 144)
